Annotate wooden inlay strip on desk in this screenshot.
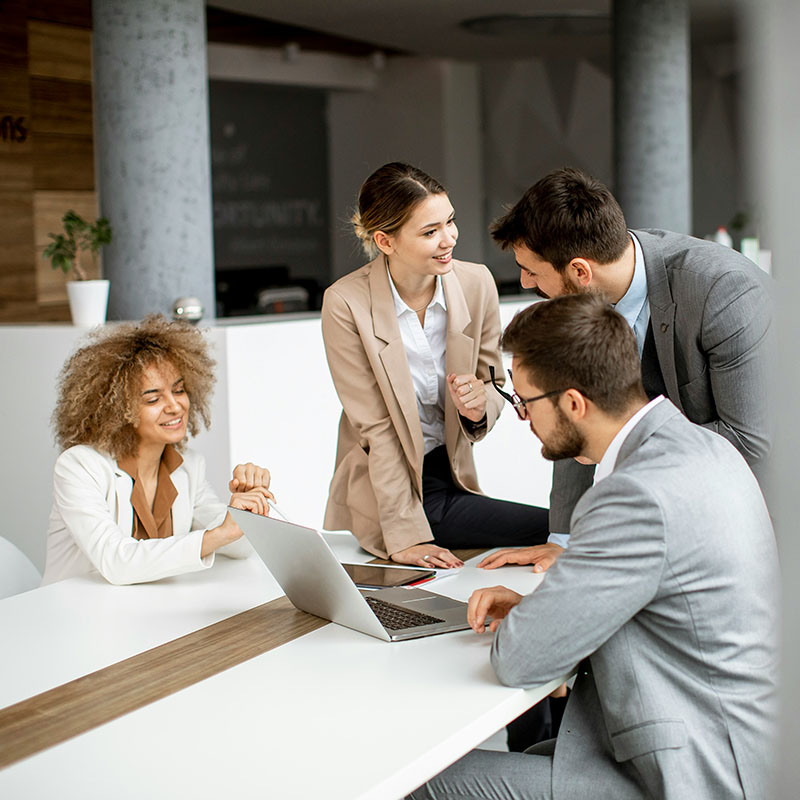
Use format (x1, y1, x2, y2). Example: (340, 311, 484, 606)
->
(0, 548, 483, 770)
(0, 595, 326, 770)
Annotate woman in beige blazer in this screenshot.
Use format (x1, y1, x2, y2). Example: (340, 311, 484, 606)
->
(322, 163, 548, 568)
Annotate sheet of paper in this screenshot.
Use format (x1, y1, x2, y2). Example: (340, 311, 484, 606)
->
(428, 556, 545, 603)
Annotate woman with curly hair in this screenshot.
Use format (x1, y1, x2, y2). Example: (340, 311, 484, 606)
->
(41, 315, 272, 586)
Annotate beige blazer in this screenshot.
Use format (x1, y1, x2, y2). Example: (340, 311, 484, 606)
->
(321, 257, 505, 558)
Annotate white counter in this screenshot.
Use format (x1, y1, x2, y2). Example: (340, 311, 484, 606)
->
(0, 300, 551, 571)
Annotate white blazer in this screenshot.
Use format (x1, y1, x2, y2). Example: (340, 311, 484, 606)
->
(41, 445, 250, 586)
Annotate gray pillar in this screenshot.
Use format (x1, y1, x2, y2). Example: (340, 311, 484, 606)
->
(93, 0, 215, 320)
(613, 0, 692, 233)
(751, 1, 800, 796)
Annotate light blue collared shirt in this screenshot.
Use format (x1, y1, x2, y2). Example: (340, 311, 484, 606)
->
(613, 232, 650, 357)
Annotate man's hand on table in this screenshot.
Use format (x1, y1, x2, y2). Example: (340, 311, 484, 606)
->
(467, 586, 523, 633)
(477, 543, 564, 574)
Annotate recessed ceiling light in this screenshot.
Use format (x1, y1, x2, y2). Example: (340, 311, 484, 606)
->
(461, 12, 609, 39)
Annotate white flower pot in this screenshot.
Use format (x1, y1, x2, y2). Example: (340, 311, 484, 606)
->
(66, 280, 110, 327)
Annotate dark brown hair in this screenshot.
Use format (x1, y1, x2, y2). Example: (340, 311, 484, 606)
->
(490, 167, 629, 272)
(352, 162, 447, 257)
(500, 294, 645, 415)
(53, 314, 216, 459)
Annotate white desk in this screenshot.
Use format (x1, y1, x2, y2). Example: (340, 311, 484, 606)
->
(0, 532, 370, 710)
(0, 547, 563, 800)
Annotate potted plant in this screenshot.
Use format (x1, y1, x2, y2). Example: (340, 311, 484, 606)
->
(43, 210, 113, 326)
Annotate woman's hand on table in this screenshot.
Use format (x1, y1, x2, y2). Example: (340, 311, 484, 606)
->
(229, 462, 271, 493)
(390, 543, 464, 569)
(202, 511, 244, 557)
(447, 373, 486, 423)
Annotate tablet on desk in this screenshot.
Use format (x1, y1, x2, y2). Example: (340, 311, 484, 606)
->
(340, 563, 435, 589)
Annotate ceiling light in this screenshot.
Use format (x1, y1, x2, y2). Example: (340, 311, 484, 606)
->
(461, 12, 609, 39)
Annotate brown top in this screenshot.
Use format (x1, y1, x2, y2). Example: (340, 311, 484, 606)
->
(117, 445, 183, 540)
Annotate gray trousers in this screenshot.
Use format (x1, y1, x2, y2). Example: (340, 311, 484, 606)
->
(407, 740, 555, 800)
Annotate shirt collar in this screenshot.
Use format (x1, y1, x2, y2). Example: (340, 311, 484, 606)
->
(594, 396, 665, 484)
(386, 264, 446, 318)
(612, 232, 647, 330)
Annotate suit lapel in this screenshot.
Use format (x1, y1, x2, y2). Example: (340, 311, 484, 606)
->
(637, 231, 683, 411)
(113, 465, 135, 536)
(369, 260, 426, 467)
(615, 399, 682, 470)
(170, 466, 190, 534)
(442, 270, 474, 456)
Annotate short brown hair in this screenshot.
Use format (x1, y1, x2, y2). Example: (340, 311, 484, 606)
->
(500, 295, 645, 415)
(352, 162, 447, 258)
(490, 167, 629, 272)
(53, 315, 216, 459)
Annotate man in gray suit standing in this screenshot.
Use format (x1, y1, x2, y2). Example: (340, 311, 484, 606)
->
(410, 295, 779, 800)
(482, 167, 773, 576)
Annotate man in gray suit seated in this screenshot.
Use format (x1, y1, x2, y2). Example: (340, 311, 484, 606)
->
(481, 167, 773, 576)
(410, 294, 778, 800)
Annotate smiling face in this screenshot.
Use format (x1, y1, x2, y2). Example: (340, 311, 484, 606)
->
(379, 193, 458, 280)
(511, 356, 586, 461)
(513, 243, 584, 299)
(134, 361, 190, 450)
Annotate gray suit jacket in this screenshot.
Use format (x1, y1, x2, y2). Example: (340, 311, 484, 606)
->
(549, 229, 774, 533)
(493, 401, 779, 799)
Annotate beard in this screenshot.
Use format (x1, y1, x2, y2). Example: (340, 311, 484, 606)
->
(532, 273, 587, 300)
(534, 406, 586, 461)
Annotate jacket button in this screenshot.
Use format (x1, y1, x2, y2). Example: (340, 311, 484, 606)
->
(660, 323, 669, 332)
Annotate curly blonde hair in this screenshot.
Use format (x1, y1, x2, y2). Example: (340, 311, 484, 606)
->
(53, 315, 216, 459)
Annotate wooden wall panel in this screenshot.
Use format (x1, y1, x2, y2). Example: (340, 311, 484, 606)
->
(32, 133, 95, 190)
(0, 1, 93, 321)
(27, 21, 92, 82)
(0, 192, 36, 305)
(0, 2, 36, 314)
(30, 77, 93, 136)
(28, 0, 91, 28)
(34, 190, 100, 304)
(0, 2, 30, 71)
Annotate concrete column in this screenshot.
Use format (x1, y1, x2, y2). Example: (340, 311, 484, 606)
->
(751, 0, 800, 795)
(93, 0, 215, 320)
(613, 0, 691, 232)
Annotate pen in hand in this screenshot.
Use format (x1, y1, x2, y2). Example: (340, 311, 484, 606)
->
(267, 498, 292, 523)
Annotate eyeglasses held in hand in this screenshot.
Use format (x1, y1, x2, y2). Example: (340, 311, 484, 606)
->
(489, 365, 564, 421)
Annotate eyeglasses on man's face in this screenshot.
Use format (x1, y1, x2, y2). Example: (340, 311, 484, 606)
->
(489, 365, 564, 421)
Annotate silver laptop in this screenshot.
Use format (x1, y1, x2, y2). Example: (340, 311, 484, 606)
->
(228, 507, 470, 642)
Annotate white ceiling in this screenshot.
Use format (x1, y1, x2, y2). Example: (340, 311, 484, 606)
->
(209, 0, 738, 60)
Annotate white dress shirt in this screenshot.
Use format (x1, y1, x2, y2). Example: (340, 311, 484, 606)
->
(387, 267, 447, 455)
(593, 396, 665, 485)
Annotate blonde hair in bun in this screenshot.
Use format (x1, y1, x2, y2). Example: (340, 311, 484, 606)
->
(352, 162, 447, 258)
(351, 210, 377, 257)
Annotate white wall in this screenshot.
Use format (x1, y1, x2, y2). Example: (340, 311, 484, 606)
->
(327, 56, 485, 279)
(0, 299, 550, 572)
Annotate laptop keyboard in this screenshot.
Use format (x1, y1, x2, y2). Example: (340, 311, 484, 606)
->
(364, 596, 445, 631)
